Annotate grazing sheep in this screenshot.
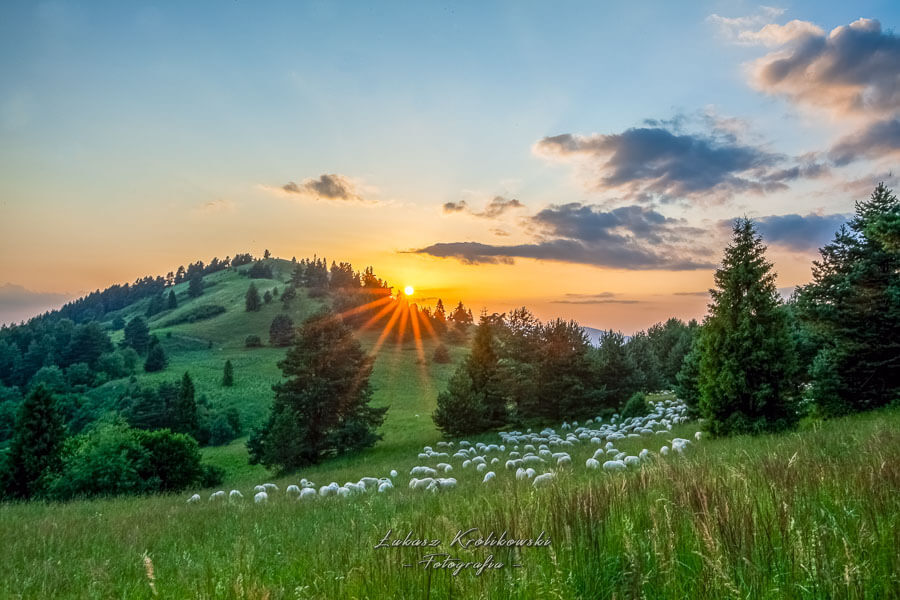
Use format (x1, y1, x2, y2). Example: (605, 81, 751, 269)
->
(410, 466, 437, 477)
(639, 449, 650, 461)
(525, 468, 536, 479)
(490, 457, 499, 465)
(435, 463, 453, 473)
(694, 431, 703, 441)
(263, 483, 279, 492)
(187, 494, 201, 504)
(624, 456, 641, 468)
(299, 487, 317, 500)
(390, 469, 398, 478)
(476, 462, 487, 473)
(410, 477, 435, 490)
(254, 491, 268, 504)
(515, 467, 527, 480)
(586, 458, 600, 469)
(462, 460, 472, 469)
(660, 445, 670, 456)
(482, 471, 496, 483)
(378, 481, 393, 493)
(209, 490, 226, 501)
(533, 472, 554, 488)
(360, 476, 379, 488)
(557, 455, 572, 468)
(286, 485, 301, 496)
(603, 460, 627, 472)
(229, 490, 243, 500)
(254, 485, 266, 493)
(337, 486, 351, 498)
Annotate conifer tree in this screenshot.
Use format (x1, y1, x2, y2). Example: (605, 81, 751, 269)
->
(122, 316, 151, 354)
(0, 385, 66, 499)
(247, 311, 386, 470)
(171, 372, 198, 437)
(188, 273, 204, 298)
(222, 359, 234, 387)
(144, 336, 168, 372)
(245, 283, 262, 312)
(167, 290, 178, 310)
(697, 218, 798, 435)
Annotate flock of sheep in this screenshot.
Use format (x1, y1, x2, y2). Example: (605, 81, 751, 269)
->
(186, 398, 699, 505)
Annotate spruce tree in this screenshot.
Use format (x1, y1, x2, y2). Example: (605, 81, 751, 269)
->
(269, 315, 295, 346)
(796, 183, 900, 416)
(171, 372, 198, 437)
(122, 317, 151, 354)
(698, 218, 798, 435)
(144, 336, 168, 372)
(247, 311, 386, 470)
(0, 385, 66, 499)
(167, 290, 178, 310)
(188, 273, 204, 298)
(222, 359, 234, 387)
(245, 283, 262, 312)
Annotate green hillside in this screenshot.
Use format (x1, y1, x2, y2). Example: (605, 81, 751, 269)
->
(80, 258, 464, 483)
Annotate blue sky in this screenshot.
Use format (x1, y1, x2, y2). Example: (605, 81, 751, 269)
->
(1, 1, 899, 330)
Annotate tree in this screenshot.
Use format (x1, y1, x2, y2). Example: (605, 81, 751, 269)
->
(222, 359, 234, 387)
(269, 315, 295, 347)
(697, 218, 798, 436)
(245, 283, 262, 312)
(263, 290, 273, 304)
(594, 331, 639, 409)
(122, 317, 151, 354)
(263, 248, 271, 259)
(245, 335, 263, 348)
(170, 372, 199, 437)
(433, 315, 506, 435)
(534, 319, 603, 421)
(167, 290, 178, 310)
(0, 385, 66, 499)
(188, 273, 204, 298)
(433, 344, 452, 364)
(144, 336, 167, 372)
(796, 184, 900, 417)
(675, 337, 702, 417)
(247, 311, 387, 470)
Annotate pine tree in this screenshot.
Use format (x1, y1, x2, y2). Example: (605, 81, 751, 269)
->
(245, 283, 262, 312)
(247, 311, 386, 470)
(0, 385, 66, 499)
(188, 273, 204, 298)
(122, 317, 151, 354)
(269, 315, 295, 346)
(796, 183, 900, 416)
(144, 336, 168, 372)
(698, 218, 798, 436)
(167, 290, 178, 310)
(222, 360, 234, 387)
(171, 372, 198, 437)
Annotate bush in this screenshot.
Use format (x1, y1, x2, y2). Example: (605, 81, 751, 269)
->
(621, 392, 651, 419)
(207, 413, 237, 446)
(245, 335, 263, 348)
(248, 261, 274, 279)
(162, 304, 226, 326)
(433, 344, 452, 364)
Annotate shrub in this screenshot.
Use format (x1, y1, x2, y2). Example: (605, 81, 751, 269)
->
(245, 335, 263, 348)
(433, 344, 452, 364)
(162, 304, 226, 326)
(621, 392, 650, 419)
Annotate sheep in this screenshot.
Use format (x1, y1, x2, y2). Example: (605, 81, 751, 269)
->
(437, 477, 457, 489)
(262, 483, 279, 492)
(254, 485, 266, 493)
(523, 455, 544, 466)
(254, 491, 268, 504)
(410, 466, 437, 478)
(490, 457, 500, 465)
(586, 458, 600, 469)
(639, 449, 650, 461)
(603, 460, 627, 472)
(533, 472, 555, 488)
(390, 469, 398, 478)
(435, 463, 453, 473)
(482, 471, 496, 483)
(337, 486, 351, 498)
(515, 467, 527, 480)
(462, 460, 472, 469)
(694, 431, 703, 441)
(286, 484, 301, 496)
(660, 445, 670, 456)
(624, 456, 641, 468)
(476, 462, 487, 473)
(557, 455, 572, 468)
(298, 487, 317, 500)
(410, 477, 435, 490)
(378, 481, 393, 493)
(209, 490, 226, 501)
(187, 494, 201, 504)
(229, 489, 243, 500)
(525, 468, 536, 479)
(360, 476, 380, 488)
(505, 459, 522, 470)
(319, 484, 337, 497)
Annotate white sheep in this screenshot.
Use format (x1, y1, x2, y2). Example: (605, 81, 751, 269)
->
(660, 445, 670, 456)
(299, 487, 317, 500)
(624, 456, 641, 468)
(557, 455, 572, 468)
(533, 472, 554, 488)
(254, 491, 268, 504)
(209, 490, 226, 501)
(390, 469, 398, 478)
(187, 494, 201, 504)
(262, 483, 279, 492)
(586, 458, 600, 469)
(286, 484, 301, 496)
(694, 431, 703, 441)
(525, 468, 536, 479)
(229, 490, 243, 500)
(515, 467, 527, 480)
(603, 460, 627, 472)
(482, 471, 496, 483)
(476, 462, 487, 473)
(378, 481, 394, 493)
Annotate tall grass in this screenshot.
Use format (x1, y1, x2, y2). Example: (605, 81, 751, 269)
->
(1, 409, 897, 599)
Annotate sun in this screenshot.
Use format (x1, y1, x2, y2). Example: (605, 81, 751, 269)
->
(403, 285, 415, 296)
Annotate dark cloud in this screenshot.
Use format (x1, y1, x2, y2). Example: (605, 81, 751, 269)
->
(739, 213, 848, 252)
(534, 125, 812, 203)
(282, 173, 363, 201)
(443, 196, 525, 218)
(749, 18, 900, 118)
(828, 118, 900, 166)
(0, 283, 72, 325)
(411, 203, 716, 270)
(490, 228, 511, 237)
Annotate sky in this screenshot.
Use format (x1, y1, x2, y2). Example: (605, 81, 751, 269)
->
(1, 1, 899, 332)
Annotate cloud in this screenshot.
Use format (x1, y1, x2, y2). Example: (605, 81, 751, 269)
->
(707, 6, 787, 42)
(828, 118, 900, 166)
(490, 228, 510, 237)
(720, 212, 848, 252)
(709, 9, 823, 47)
(551, 292, 640, 304)
(0, 283, 72, 325)
(194, 198, 235, 214)
(744, 18, 900, 118)
(411, 203, 716, 270)
(443, 196, 525, 218)
(533, 120, 822, 203)
(672, 291, 709, 297)
(280, 173, 365, 202)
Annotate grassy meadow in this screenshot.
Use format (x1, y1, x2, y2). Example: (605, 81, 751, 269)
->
(1, 260, 898, 598)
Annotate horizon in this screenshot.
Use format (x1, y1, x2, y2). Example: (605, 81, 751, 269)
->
(2, 1, 899, 332)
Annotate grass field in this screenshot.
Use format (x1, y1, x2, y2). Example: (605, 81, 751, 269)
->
(1, 261, 898, 599)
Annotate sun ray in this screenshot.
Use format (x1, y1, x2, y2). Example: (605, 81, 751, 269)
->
(336, 294, 393, 321)
(395, 300, 410, 345)
(372, 301, 405, 354)
(409, 304, 426, 364)
(360, 297, 399, 330)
